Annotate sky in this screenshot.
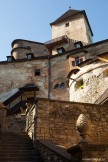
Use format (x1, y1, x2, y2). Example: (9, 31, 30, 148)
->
(0, 0, 108, 61)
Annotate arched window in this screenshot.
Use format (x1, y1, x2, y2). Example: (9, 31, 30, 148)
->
(59, 82, 66, 88)
(54, 82, 67, 89)
(54, 84, 60, 89)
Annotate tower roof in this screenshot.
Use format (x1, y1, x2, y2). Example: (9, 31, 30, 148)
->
(50, 9, 81, 25)
(50, 9, 93, 36)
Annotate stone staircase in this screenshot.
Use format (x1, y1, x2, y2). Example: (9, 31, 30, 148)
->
(0, 132, 44, 162)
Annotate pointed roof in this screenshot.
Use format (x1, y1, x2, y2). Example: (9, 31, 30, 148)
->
(50, 9, 81, 25)
(50, 9, 93, 36)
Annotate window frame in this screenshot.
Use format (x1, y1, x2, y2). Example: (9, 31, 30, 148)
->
(57, 47, 65, 54)
(65, 22, 69, 27)
(74, 41, 83, 49)
(34, 69, 40, 76)
(72, 57, 83, 66)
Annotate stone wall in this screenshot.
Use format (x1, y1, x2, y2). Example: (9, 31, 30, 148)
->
(80, 143, 107, 162)
(36, 140, 73, 162)
(4, 114, 26, 133)
(0, 59, 49, 101)
(50, 55, 70, 101)
(0, 107, 26, 133)
(36, 98, 108, 150)
(52, 41, 75, 55)
(12, 39, 49, 59)
(69, 55, 108, 103)
(1, 40, 108, 104)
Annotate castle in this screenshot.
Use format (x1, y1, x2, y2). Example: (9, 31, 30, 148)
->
(0, 9, 108, 161)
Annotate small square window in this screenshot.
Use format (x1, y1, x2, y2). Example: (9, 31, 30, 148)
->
(72, 57, 83, 66)
(57, 47, 65, 54)
(65, 23, 69, 27)
(72, 61, 76, 66)
(74, 41, 83, 49)
(79, 58, 83, 64)
(7, 56, 15, 62)
(35, 69, 40, 76)
(26, 53, 34, 60)
(27, 55, 32, 59)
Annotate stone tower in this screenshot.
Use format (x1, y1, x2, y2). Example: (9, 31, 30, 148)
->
(50, 9, 93, 45)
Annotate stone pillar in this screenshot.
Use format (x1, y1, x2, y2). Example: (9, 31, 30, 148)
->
(76, 114, 107, 162)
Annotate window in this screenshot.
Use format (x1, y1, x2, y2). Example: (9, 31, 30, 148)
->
(59, 82, 65, 88)
(54, 84, 59, 89)
(26, 53, 34, 60)
(7, 56, 15, 62)
(34, 69, 40, 76)
(57, 47, 65, 54)
(65, 22, 69, 27)
(72, 57, 83, 66)
(54, 82, 66, 89)
(27, 55, 32, 59)
(74, 41, 83, 49)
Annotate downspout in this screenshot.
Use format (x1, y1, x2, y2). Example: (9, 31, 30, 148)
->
(48, 55, 51, 99)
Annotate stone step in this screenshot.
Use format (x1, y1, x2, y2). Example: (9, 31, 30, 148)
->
(0, 153, 41, 157)
(0, 147, 34, 151)
(0, 153, 43, 161)
(0, 140, 33, 144)
(0, 157, 43, 161)
(0, 150, 37, 154)
(0, 132, 44, 162)
(0, 135, 31, 139)
(0, 161, 43, 162)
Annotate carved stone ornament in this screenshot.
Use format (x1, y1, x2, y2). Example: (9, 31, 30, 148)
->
(76, 114, 88, 138)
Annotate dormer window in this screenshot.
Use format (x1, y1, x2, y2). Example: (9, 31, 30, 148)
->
(26, 53, 34, 60)
(72, 57, 83, 66)
(74, 41, 83, 49)
(7, 56, 15, 62)
(57, 47, 65, 54)
(65, 22, 69, 27)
